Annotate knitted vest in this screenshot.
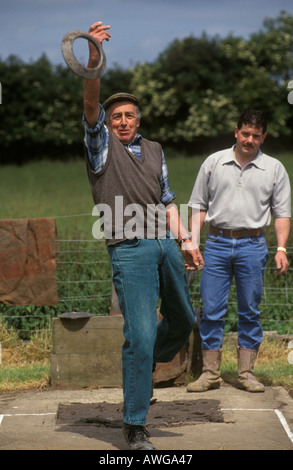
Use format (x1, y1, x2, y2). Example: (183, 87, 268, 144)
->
(85, 131, 167, 245)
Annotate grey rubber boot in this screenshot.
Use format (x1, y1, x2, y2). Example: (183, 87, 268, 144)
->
(237, 347, 265, 393)
(187, 349, 222, 392)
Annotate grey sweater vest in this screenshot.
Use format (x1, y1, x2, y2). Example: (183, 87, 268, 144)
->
(86, 131, 167, 245)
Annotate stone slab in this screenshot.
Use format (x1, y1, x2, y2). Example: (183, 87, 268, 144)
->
(50, 315, 201, 388)
(51, 316, 124, 388)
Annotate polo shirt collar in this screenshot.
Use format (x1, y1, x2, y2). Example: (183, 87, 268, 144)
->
(222, 145, 265, 169)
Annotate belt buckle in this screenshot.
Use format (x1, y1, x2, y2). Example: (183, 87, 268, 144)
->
(229, 229, 236, 238)
(230, 229, 244, 238)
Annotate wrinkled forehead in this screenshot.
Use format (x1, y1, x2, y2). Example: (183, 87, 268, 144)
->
(108, 101, 138, 117)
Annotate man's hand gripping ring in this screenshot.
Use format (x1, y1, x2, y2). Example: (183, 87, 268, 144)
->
(61, 30, 106, 79)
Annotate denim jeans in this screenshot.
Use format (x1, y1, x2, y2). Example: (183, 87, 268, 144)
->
(107, 235, 195, 425)
(200, 232, 269, 351)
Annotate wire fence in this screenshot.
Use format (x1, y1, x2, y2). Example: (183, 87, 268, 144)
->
(54, 237, 293, 336)
(57, 237, 112, 311)
(0, 213, 292, 336)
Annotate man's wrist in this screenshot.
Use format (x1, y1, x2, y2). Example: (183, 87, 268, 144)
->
(277, 246, 287, 254)
(179, 236, 191, 247)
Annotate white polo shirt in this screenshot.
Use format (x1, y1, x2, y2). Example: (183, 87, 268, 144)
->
(188, 146, 291, 230)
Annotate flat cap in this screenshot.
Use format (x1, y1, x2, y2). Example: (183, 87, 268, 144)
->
(102, 92, 140, 111)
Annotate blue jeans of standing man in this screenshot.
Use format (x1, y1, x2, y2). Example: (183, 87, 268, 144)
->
(200, 232, 269, 351)
(107, 235, 195, 425)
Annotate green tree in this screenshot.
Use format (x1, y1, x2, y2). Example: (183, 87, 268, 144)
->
(131, 11, 293, 148)
(0, 56, 135, 164)
(0, 54, 84, 164)
(220, 11, 293, 137)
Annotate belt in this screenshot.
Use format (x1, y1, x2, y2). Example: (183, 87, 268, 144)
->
(209, 225, 263, 238)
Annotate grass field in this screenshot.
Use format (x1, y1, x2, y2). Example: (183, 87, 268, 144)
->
(0, 152, 292, 236)
(0, 151, 292, 225)
(0, 155, 205, 233)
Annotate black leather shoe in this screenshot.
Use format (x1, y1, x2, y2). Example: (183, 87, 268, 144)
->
(122, 423, 156, 450)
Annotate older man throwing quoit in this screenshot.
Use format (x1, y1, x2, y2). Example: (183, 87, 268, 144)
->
(82, 21, 203, 450)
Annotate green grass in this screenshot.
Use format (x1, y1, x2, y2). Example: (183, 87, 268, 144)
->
(0, 152, 292, 238)
(0, 159, 95, 236)
(0, 363, 50, 391)
(0, 154, 207, 238)
(0, 156, 206, 237)
(0, 324, 51, 391)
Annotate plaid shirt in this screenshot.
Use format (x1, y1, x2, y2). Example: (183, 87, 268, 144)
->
(83, 105, 175, 205)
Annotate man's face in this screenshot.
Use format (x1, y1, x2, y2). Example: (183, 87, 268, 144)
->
(108, 101, 140, 145)
(234, 124, 267, 160)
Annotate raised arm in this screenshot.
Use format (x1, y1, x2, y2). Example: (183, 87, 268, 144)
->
(83, 21, 111, 128)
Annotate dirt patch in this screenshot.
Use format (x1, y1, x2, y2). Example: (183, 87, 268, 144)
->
(56, 399, 223, 428)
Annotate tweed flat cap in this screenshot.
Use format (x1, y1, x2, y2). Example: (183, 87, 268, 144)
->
(102, 92, 140, 110)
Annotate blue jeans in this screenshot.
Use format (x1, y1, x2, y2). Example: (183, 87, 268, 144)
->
(107, 235, 195, 425)
(200, 232, 269, 351)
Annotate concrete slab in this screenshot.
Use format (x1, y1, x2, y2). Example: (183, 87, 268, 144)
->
(0, 384, 292, 451)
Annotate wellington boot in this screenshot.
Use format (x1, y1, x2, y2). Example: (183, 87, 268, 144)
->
(237, 347, 265, 393)
(187, 349, 222, 392)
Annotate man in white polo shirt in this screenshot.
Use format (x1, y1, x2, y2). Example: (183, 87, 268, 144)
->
(187, 109, 291, 393)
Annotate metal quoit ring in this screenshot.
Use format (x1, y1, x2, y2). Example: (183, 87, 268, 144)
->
(61, 30, 106, 79)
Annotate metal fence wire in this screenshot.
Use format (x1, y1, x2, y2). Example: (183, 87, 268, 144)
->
(0, 213, 292, 335)
(56, 237, 293, 335)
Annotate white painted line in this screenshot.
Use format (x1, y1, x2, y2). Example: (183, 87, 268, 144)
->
(221, 408, 293, 445)
(222, 408, 273, 411)
(274, 409, 293, 444)
(1, 408, 293, 446)
(0, 412, 56, 426)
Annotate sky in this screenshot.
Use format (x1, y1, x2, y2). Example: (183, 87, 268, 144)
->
(1, 0, 293, 70)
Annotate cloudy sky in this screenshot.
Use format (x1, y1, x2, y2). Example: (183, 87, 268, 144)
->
(1, 0, 293, 69)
